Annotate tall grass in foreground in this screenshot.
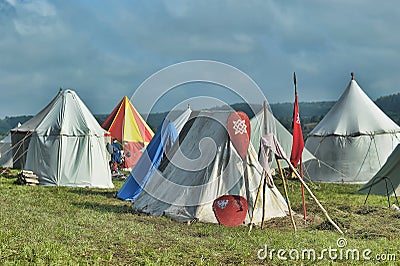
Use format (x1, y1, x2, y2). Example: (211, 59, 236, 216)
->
(1, 170, 399, 265)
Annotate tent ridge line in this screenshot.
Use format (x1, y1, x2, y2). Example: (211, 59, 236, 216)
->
(308, 131, 400, 138)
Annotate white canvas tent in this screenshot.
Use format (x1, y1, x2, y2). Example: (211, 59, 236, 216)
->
(11, 90, 62, 169)
(133, 110, 288, 224)
(356, 144, 400, 196)
(305, 75, 400, 183)
(0, 132, 12, 167)
(24, 89, 113, 188)
(250, 108, 316, 168)
(172, 105, 192, 133)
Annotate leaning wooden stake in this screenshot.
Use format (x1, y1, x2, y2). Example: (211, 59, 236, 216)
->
(276, 158, 297, 232)
(287, 161, 344, 234)
(248, 171, 265, 234)
(299, 157, 307, 221)
(261, 170, 267, 229)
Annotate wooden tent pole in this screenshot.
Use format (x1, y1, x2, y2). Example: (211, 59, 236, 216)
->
(287, 161, 344, 234)
(248, 170, 265, 234)
(276, 158, 297, 232)
(260, 100, 269, 230)
(261, 170, 267, 229)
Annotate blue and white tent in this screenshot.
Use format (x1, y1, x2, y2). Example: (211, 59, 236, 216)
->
(117, 119, 179, 201)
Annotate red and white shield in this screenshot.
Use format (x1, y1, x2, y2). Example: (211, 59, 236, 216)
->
(227, 111, 251, 159)
(213, 195, 248, 227)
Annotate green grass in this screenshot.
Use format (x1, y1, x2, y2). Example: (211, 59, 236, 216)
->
(1, 170, 400, 265)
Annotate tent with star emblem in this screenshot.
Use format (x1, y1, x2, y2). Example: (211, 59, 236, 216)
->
(132, 110, 288, 224)
(304, 74, 400, 183)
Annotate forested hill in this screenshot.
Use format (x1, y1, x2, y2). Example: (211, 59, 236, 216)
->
(375, 93, 400, 125)
(1, 93, 399, 139)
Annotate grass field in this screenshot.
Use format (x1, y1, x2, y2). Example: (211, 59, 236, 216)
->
(1, 169, 400, 265)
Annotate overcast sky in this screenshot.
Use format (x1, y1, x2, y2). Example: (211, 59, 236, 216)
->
(1, 0, 399, 118)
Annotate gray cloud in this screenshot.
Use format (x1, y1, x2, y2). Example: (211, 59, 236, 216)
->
(0, 0, 399, 117)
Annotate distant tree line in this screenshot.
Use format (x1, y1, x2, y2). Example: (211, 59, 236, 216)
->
(1, 93, 399, 140)
(375, 93, 400, 126)
(0, 115, 32, 139)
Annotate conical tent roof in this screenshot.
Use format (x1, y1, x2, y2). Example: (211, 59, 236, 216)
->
(12, 90, 63, 134)
(309, 79, 400, 136)
(133, 110, 288, 224)
(25, 90, 113, 188)
(305, 76, 400, 183)
(250, 108, 316, 168)
(172, 106, 192, 133)
(356, 144, 400, 196)
(102, 96, 154, 169)
(35, 90, 106, 136)
(11, 90, 63, 169)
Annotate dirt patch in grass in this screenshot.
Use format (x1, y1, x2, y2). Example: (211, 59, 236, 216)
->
(260, 213, 324, 231)
(315, 218, 346, 232)
(355, 205, 381, 215)
(322, 204, 400, 239)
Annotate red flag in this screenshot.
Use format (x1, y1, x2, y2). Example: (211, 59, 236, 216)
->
(290, 88, 304, 168)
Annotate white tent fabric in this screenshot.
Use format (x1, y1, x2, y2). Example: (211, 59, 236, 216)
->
(305, 78, 400, 183)
(172, 106, 192, 133)
(11, 91, 63, 169)
(250, 108, 316, 169)
(133, 111, 288, 224)
(0, 132, 12, 167)
(24, 90, 113, 188)
(356, 144, 400, 196)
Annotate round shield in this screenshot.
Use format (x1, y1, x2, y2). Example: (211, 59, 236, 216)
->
(213, 195, 248, 227)
(226, 111, 251, 159)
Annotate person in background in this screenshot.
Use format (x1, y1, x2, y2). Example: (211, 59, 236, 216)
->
(110, 138, 122, 175)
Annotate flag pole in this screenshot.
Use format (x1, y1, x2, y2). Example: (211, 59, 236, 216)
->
(294, 72, 307, 221)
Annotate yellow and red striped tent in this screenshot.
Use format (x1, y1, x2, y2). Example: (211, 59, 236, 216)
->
(102, 96, 154, 169)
